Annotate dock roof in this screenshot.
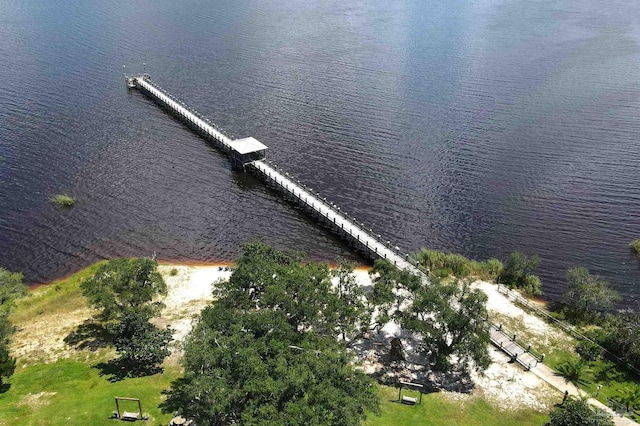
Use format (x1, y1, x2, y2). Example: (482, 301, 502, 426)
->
(228, 137, 268, 154)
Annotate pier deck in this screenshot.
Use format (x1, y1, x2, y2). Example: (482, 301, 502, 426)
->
(251, 159, 419, 273)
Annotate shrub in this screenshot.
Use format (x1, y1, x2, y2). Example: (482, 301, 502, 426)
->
(435, 268, 452, 278)
(481, 258, 503, 280)
(169, 268, 178, 276)
(445, 253, 471, 276)
(576, 340, 602, 361)
(498, 251, 542, 296)
(630, 240, 640, 256)
(51, 194, 75, 207)
(548, 310, 566, 322)
(548, 399, 613, 426)
(416, 248, 502, 279)
(522, 275, 542, 297)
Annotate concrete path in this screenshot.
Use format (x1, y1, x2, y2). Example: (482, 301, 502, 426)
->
(530, 363, 638, 425)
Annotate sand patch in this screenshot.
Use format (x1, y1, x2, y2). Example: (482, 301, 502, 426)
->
(17, 391, 57, 409)
(349, 276, 559, 412)
(158, 265, 231, 343)
(474, 281, 576, 353)
(469, 348, 556, 411)
(9, 264, 564, 415)
(11, 306, 93, 365)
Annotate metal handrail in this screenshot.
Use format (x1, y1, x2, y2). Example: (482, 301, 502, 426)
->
(496, 284, 640, 377)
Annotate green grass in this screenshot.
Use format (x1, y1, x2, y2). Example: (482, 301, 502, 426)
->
(50, 194, 76, 207)
(1, 369, 550, 426)
(365, 386, 549, 426)
(548, 353, 640, 410)
(10, 262, 105, 328)
(2, 261, 179, 425)
(0, 359, 178, 425)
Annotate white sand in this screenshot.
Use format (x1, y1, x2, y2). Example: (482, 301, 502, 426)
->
(473, 280, 573, 351)
(158, 264, 232, 342)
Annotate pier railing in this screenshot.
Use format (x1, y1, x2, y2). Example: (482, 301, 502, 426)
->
(260, 159, 414, 260)
(252, 158, 426, 278)
(132, 75, 233, 148)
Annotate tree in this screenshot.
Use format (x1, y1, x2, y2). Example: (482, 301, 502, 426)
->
(161, 243, 379, 425)
(0, 268, 27, 314)
(80, 258, 167, 321)
(80, 258, 171, 377)
(547, 399, 614, 426)
(368, 259, 421, 329)
(562, 267, 620, 323)
(0, 268, 26, 388)
(400, 277, 491, 373)
(106, 310, 172, 376)
(598, 310, 640, 370)
(498, 251, 542, 296)
(368, 261, 490, 373)
(0, 316, 16, 387)
(216, 243, 335, 331)
(330, 260, 372, 343)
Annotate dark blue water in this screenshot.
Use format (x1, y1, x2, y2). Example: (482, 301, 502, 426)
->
(1, 0, 640, 305)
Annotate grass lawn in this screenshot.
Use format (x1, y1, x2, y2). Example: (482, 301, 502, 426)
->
(0, 359, 179, 426)
(1, 264, 180, 425)
(10, 262, 104, 329)
(366, 386, 549, 426)
(547, 351, 640, 412)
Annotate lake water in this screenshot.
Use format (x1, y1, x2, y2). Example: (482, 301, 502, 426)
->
(1, 0, 639, 305)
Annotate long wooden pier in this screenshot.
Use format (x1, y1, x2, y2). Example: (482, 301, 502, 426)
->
(126, 73, 542, 369)
(127, 73, 421, 276)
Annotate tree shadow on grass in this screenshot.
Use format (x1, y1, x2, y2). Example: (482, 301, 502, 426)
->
(64, 319, 113, 351)
(0, 383, 10, 394)
(593, 362, 625, 385)
(94, 358, 163, 383)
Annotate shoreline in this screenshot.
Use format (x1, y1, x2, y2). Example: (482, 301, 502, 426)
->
(29, 258, 373, 290)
